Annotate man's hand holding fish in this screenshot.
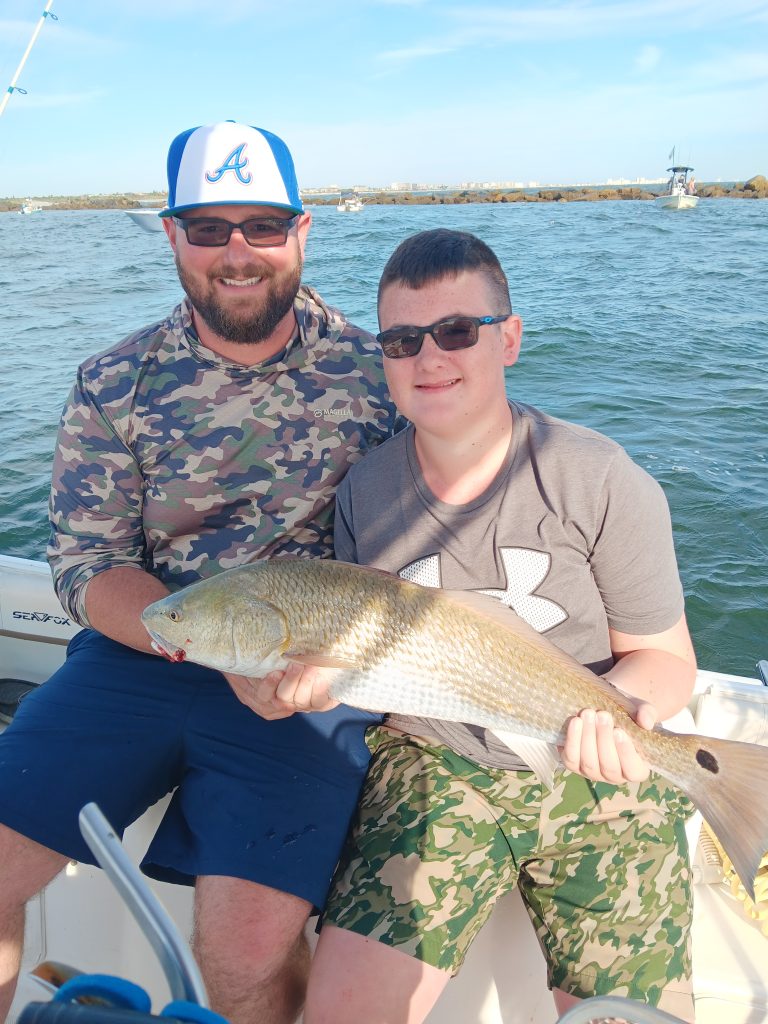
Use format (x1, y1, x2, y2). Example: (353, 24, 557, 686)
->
(226, 665, 340, 719)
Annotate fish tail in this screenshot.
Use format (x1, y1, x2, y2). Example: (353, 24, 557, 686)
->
(676, 735, 768, 901)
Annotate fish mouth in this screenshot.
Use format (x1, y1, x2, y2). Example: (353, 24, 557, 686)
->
(146, 629, 186, 663)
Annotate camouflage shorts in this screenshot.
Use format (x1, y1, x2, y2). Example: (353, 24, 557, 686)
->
(324, 726, 694, 1015)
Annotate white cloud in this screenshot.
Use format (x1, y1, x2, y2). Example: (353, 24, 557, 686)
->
(284, 63, 767, 185)
(686, 50, 768, 85)
(634, 44, 662, 73)
(377, 44, 457, 62)
(366, 1, 768, 69)
(0, 19, 32, 42)
(444, 1, 768, 41)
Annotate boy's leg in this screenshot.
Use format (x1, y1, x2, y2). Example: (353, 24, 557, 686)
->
(305, 924, 451, 1024)
(522, 770, 694, 1022)
(0, 827, 69, 1020)
(305, 727, 539, 1024)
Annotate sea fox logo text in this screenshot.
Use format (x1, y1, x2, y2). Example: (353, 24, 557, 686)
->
(13, 610, 72, 627)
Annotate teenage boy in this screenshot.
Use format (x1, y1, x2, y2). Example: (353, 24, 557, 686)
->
(284, 228, 697, 1022)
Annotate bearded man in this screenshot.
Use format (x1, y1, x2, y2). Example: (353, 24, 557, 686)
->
(0, 121, 397, 1024)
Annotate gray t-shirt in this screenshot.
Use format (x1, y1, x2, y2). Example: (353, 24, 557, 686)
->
(333, 401, 684, 770)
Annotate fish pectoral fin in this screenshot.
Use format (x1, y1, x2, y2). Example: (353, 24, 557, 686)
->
(490, 729, 560, 791)
(286, 654, 361, 671)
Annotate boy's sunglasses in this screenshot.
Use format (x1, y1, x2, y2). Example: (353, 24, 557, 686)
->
(376, 315, 509, 360)
(172, 215, 299, 248)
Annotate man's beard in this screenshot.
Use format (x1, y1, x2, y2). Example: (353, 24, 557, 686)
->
(177, 255, 302, 346)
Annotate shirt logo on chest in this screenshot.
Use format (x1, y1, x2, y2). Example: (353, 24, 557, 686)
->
(398, 547, 567, 633)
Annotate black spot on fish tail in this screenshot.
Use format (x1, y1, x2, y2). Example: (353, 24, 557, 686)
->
(696, 748, 719, 773)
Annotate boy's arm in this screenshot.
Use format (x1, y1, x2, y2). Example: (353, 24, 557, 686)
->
(605, 612, 697, 720)
(561, 612, 697, 784)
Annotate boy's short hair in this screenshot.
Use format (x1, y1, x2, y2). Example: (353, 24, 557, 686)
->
(377, 229, 512, 314)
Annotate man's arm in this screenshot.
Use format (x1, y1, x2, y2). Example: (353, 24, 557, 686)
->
(84, 567, 170, 653)
(561, 612, 697, 784)
(85, 567, 332, 722)
(49, 368, 148, 626)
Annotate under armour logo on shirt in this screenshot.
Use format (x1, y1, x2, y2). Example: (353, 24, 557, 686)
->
(205, 144, 253, 184)
(398, 548, 566, 633)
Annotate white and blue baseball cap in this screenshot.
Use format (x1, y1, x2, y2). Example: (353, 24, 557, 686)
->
(160, 121, 304, 218)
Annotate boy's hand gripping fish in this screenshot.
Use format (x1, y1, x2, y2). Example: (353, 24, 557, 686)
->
(142, 557, 768, 900)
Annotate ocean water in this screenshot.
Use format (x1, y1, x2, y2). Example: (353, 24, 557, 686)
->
(0, 200, 766, 676)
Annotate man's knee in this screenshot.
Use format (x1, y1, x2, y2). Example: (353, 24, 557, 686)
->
(193, 875, 311, 976)
(0, 825, 68, 911)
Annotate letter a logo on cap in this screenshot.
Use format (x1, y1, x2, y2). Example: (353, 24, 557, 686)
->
(206, 144, 253, 185)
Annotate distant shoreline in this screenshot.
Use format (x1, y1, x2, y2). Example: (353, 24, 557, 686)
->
(2, 176, 765, 212)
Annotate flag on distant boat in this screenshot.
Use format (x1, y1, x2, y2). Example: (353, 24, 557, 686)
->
(668, 147, 675, 161)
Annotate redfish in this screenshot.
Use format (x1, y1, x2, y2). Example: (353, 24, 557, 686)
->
(142, 557, 768, 899)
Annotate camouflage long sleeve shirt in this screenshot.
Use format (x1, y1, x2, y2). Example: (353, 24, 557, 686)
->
(48, 286, 398, 626)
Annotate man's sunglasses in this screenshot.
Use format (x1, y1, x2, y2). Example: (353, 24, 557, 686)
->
(376, 315, 509, 360)
(172, 215, 299, 248)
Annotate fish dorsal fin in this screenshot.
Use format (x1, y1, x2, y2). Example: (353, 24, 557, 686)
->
(286, 653, 361, 671)
(440, 588, 638, 717)
(490, 729, 559, 790)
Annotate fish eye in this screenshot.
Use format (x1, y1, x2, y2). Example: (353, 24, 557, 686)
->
(168, 609, 182, 623)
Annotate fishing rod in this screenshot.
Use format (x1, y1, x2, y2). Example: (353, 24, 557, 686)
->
(0, 0, 58, 120)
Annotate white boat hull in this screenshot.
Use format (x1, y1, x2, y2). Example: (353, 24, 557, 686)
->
(655, 193, 698, 210)
(1, 553, 767, 1023)
(124, 210, 165, 233)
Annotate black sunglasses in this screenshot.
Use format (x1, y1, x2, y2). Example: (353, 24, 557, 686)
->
(377, 315, 510, 360)
(172, 214, 299, 248)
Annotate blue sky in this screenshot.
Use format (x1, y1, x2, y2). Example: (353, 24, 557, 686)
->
(0, 0, 766, 197)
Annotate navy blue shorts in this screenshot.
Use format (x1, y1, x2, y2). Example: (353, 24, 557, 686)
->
(0, 629, 381, 909)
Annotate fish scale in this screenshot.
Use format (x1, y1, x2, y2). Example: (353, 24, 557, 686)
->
(142, 556, 768, 900)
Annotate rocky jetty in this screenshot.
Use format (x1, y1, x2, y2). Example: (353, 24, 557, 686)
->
(699, 175, 768, 199)
(310, 177, 767, 206)
(0, 193, 165, 214)
(1, 179, 765, 214)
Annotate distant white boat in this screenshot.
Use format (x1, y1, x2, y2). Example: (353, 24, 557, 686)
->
(19, 199, 42, 215)
(336, 190, 365, 213)
(124, 209, 165, 233)
(656, 156, 698, 210)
